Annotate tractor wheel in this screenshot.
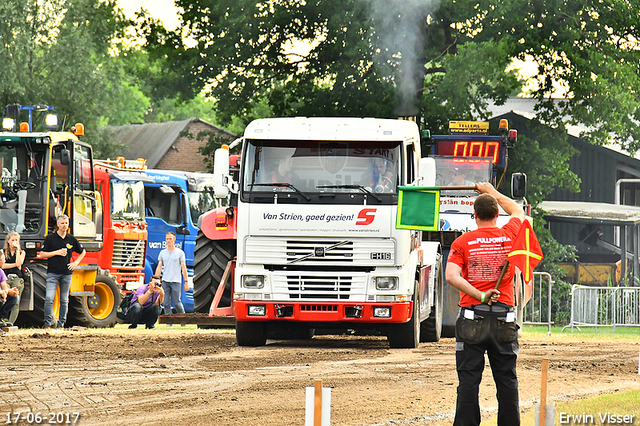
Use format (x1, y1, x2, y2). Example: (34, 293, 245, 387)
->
(15, 264, 52, 327)
(193, 232, 235, 313)
(236, 320, 268, 347)
(421, 258, 444, 342)
(68, 274, 120, 328)
(388, 280, 420, 349)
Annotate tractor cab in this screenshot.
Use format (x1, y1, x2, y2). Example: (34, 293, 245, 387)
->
(0, 131, 97, 257)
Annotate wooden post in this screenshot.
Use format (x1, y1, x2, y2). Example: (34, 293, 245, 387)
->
(540, 359, 548, 426)
(314, 379, 323, 426)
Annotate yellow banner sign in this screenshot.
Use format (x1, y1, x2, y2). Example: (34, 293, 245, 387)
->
(449, 121, 489, 135)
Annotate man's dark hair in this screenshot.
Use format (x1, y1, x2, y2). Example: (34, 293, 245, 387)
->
(474, 193, 499, 221)
(151, 275, 162, 281)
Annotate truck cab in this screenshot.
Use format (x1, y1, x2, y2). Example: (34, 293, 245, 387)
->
(207, 117, 443, 347)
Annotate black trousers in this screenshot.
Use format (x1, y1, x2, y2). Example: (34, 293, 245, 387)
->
(453, 306, 520, 426)
(127, 303, 161, 328)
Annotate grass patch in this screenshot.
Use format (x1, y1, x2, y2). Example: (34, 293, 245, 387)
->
(523, 324, 640, 342)
(518, 388, 640, 425)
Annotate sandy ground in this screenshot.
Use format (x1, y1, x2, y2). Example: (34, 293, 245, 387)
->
(0, 326, 638, 426)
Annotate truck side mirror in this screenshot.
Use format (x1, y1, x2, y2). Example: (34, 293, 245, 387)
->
(176, 225, 191, 236)
(60, 149, 70, 166)
(417, 157, 436, 187)
(511, 173, 527, 198)
(214, 147, 230, 198)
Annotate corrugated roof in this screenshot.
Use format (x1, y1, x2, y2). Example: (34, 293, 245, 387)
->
(538, 201, 640, 226)
(105, 118, 234, 168)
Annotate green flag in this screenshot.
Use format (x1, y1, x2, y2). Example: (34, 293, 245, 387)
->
(396, 186, 440, 231)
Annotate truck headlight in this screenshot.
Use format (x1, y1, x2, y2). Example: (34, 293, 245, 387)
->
(248, 305, 266, 316)
(373, 307, 391, 317)
(375, 277, 397, 290)
(242, 275, 265, 289)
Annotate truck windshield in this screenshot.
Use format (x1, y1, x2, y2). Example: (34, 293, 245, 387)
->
(242, 140, 401, 195)
(0, 143, 47, 234)
(188, 189, 225, 224)
(111, 181, 145, 220)
(433, 156, 493, 195)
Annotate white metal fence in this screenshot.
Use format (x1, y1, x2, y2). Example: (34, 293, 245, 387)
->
(564, 284, 640, 331)
(523, 272, 554, 335)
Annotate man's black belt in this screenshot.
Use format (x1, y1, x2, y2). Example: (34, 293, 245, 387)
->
(467, 303, 514, 313)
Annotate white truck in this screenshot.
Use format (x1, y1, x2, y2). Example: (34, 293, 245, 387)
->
(210, 117, 444, 347)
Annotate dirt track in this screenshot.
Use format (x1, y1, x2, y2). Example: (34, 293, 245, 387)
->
(0, 326, 638, 426)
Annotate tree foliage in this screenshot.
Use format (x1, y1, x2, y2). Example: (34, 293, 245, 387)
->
(0, 0, 148, 157)
(143, 0, 640, 148)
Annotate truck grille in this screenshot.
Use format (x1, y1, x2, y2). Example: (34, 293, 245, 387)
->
(245, 237, 395, 266)
(272, 272, 367, 300)
(112, 239, 145, 268)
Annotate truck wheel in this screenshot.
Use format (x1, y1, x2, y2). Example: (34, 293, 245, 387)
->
(388, 281, 420, 349)
(68, 274, 120, 328)
(236, 320, 268, 346)
(193, 232, 235, 313)
(421, 259, 444, 342)
(15, 264, 51, 327)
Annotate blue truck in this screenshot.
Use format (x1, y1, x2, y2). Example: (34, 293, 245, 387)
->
(142, 169, 224, 312)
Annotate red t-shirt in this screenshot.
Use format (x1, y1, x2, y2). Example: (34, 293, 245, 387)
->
(447, 217, 521, 307)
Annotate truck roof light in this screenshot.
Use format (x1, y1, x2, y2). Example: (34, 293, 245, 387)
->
(499, 119, 508, 130)
(20, 122, 29, 132)
(221, 144, 230, 151)
(2, 117, 15, 131)
(73, 123, 85, 136)
(508, 129, 517, 146)
(44, 112, 59, 130)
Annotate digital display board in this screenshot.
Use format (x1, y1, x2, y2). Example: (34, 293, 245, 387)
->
(434, 138, 503, 164)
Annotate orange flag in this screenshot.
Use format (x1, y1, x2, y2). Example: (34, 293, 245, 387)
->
(508, 220, 543, 282)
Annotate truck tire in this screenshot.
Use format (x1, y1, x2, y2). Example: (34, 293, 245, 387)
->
(15, 264, 49, 327)
(421, 258, 444, 342)
(68, 274, 120, 328)
(236, 320, 268, 346)
(388, 281, 420, 349)
(193, 232, 235, 313)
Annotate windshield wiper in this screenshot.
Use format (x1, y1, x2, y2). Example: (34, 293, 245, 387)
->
(316, 184, 382, 202)
(250, 183, 311, 201)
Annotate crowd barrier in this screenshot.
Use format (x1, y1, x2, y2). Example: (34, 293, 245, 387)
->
(523, 272, 554, 335)
(563, 284, 640, 331)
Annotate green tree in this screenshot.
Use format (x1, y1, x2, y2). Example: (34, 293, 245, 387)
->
(143, 0, 640, 146)
(0, 0, 149, 157)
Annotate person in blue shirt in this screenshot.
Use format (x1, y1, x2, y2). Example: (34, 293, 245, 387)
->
(155, 232, 188, 316)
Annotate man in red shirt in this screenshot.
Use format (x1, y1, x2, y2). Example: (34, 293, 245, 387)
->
(445, 182, 525, 426)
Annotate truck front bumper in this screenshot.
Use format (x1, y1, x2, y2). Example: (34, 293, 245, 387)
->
(234, 300, 412, 323)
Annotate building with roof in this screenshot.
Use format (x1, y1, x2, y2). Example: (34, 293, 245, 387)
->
(106, 118, 236, 172)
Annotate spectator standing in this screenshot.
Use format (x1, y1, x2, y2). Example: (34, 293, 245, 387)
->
(126, 275, 164, 329)
(39, 214, 86, 329)
(155, 232, 188, 317)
